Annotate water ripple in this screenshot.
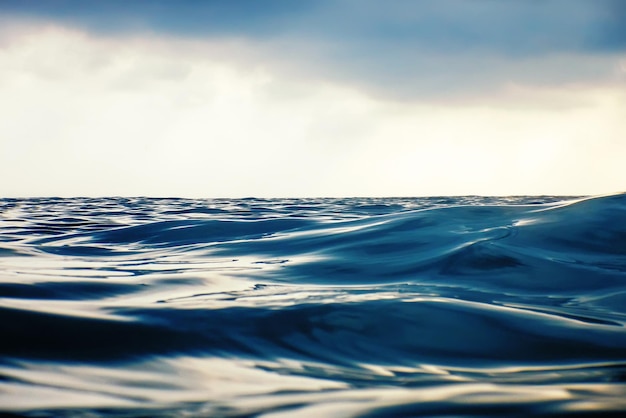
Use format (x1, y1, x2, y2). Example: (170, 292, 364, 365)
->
(1, 194, 625, 416)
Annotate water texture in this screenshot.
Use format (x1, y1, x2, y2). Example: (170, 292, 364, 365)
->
(0, 194, 625, 417)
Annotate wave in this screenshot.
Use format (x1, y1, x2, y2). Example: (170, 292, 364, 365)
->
(0, 194, 625, 416)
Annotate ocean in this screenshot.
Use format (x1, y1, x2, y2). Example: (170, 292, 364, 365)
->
(1, 194, 625, 417)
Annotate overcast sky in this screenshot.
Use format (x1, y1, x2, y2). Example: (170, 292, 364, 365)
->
(1, 0, 624, 197)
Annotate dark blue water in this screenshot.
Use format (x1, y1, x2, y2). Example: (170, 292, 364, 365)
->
(1, 194, 625, 417)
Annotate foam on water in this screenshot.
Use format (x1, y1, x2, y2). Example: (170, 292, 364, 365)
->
(1, 195, 625, 416)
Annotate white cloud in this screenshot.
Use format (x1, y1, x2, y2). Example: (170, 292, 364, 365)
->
(0, 23, 624, 197)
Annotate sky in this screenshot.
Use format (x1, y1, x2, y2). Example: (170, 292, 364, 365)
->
(0, 0, 625, 197)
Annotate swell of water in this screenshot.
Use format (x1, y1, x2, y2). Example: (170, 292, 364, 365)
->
(1, 195, 625, 417)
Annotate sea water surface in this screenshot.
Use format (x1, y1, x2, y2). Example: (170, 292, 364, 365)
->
(1, 195, 625, 417)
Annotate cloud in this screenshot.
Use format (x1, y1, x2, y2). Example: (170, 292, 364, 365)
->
(596, 0, 626, 50)
(1, 0, 624, 102)
(2, 0, 623, 52)
(0, 0, 314, 37)
(0, 2, 624, 197)
(0, 23, 624, 197)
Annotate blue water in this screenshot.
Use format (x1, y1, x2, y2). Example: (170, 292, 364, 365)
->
(1, 194, 625, 417)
